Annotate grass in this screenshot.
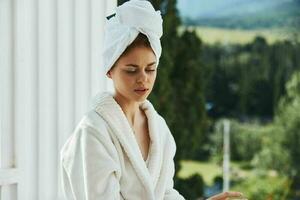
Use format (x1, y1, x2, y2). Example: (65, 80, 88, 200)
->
(179, 160, 291, 199)
(178, 160, 255, 186)
(178, 26, 299, 45)
(178, 160, 222, 185)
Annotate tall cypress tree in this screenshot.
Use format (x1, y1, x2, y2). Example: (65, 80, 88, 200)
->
(117, 0, 208, 175)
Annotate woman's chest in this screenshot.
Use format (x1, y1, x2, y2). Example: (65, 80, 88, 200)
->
(133, 123, 150, 161)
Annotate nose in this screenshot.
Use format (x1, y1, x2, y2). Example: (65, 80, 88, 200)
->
(137, 70, 148, 83)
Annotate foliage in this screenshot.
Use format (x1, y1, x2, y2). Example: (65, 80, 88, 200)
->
(201, 37, 300, 119)
(169, 30, 208, 160)
(117, 0, 208, 188)
(275, 71, 300, 178)
(181, 26, 299, 45)
(249, 71, 300, 199)
(210, 119, 263, 162)
(252, 71, 300, 177)
(231, 175, 291, 200)
(175, 174, 204, 200)
(250, 123, 291, 174)
(116, 1, 300, 197)
(117, 0, 300, 165)
(143, 0, 208, 163)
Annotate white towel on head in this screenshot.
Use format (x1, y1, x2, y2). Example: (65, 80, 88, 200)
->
(102, 0, 163, 74)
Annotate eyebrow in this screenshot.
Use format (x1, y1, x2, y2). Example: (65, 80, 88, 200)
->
(125, 62, 156, 68)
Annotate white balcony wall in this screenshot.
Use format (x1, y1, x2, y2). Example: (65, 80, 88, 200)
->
(0, 0, 117, 199)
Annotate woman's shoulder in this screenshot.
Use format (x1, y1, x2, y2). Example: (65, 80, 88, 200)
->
(61, 110, 111, 151)
(72, 109, 115, 143)
(81, 109, 107, 130)
(60, 110, 115, 164)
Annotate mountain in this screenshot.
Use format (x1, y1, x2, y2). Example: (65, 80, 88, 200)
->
(176, 0, 300, 29)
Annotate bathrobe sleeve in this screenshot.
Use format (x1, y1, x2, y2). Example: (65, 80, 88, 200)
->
(163, 122, 185, 200)
(61, 125, 124, 200)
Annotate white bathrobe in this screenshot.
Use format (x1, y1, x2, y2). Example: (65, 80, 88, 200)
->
(60, 92, 185, 200)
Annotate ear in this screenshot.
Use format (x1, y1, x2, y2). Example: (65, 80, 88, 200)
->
(106, 70, 112, 79)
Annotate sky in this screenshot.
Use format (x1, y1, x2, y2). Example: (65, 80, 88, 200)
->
(176, 0, 293, 19)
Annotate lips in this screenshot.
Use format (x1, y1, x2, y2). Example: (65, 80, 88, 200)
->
(134, 88, 149, 95)
(134, 88, 149, 92)
(134, 87, 149, 91)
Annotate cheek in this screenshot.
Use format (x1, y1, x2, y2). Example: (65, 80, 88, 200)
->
(147, 74, 157, 88)
(115, 73, 135, 86)
(150, 72, 157, 82)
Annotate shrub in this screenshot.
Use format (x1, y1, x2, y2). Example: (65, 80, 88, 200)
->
(231, 175, 291, 200)
(175, 174, 204, 200)
(210, 119, 263, 162)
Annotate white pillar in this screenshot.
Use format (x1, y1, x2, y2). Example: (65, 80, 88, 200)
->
(0, 0, 17, 198)
(223, 120, 230, 192)
(0, 0, 117, 199)
(38, 0, 58, 198)
(56, 0, 76, 198)
(74, 0, 91, 122)
(14, 0, 39, 198)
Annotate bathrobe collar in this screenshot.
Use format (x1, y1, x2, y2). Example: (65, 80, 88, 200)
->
(91, 92, 162, 196)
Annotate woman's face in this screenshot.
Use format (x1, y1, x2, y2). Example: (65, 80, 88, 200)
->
(107, 46, 157, 103)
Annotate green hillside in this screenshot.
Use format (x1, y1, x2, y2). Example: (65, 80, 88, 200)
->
(182, 0, 300, 30)
(178, 26, 299, 44)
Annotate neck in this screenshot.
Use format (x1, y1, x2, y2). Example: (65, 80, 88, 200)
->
(113, 93, 142, 127)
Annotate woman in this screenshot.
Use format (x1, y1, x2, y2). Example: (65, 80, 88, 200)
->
(60, 1, 244, 199)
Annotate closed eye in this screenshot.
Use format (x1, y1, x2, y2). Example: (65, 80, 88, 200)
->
(146, 69, 156, 73)
(125, 70, 136, 74)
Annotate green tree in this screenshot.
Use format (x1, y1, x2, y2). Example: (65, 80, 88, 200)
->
(253, 71, 300, 198)
(276, 71, 300, 178)
(118, 0, 208, 168)
(171, 30, 208, 160)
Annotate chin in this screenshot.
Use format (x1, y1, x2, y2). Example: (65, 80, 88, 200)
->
(132, 93, 149, 102)
(133, 95, 148, 102)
